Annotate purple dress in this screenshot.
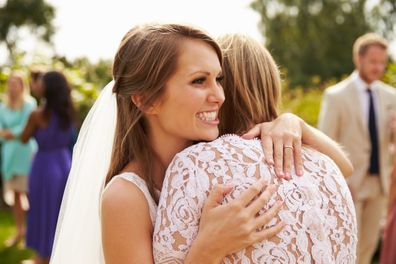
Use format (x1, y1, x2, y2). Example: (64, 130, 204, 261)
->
(26, 114, 73, 257)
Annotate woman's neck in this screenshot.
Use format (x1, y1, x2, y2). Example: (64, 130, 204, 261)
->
(148, 131, 192, 189)
(7, 97, 23, 110)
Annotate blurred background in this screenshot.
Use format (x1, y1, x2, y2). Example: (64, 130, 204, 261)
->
(0, 0, 395, 263)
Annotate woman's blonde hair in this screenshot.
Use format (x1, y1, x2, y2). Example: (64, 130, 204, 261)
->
(4, 72, 30, 109)
(217, 34, 281, 135)
(106, 23, 222, 201)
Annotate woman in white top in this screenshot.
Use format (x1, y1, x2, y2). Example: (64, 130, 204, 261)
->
(51, 25, 353, 263)
(153, 34, 357, 263)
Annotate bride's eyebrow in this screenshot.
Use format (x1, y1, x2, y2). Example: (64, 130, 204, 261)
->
(188, 71, 210, 76)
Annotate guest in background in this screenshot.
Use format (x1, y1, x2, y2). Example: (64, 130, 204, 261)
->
(18, 71, 75, 264)
(0, 72, 37, 246)
(318, 33, 396, 264)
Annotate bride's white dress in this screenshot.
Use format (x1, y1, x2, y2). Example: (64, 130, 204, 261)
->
(105, 172, 158, 224)
(152, 135, 357, 263)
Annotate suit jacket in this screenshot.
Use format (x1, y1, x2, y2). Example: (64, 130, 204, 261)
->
(318, 74, 396, 196)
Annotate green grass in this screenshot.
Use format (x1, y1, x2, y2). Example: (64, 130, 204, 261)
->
(0, 209, 34, 264)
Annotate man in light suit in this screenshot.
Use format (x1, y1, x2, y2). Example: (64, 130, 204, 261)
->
(318, 33, 396, 264)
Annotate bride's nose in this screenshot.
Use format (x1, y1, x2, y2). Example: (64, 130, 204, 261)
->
(207, 82, 225, 105)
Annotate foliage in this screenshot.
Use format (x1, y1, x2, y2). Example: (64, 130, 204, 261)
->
(0, 210, 34, 263)
(280, 61, 396, 127)
(0, 57, 112, 126)
(251, 0, 396, 86)
(0, 0, 55, 63)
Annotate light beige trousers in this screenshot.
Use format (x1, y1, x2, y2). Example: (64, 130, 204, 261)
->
(355, 176, 387, 264)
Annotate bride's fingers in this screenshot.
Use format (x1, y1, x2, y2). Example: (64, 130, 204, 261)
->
(253, 200, 283, 229)
(293, 137, 303, 176)
(233, 179, 267, 207)
(253, 221, 286, 243)
(273, 137, 284, 178)
(247, 184, 277, 215)
(283, 139, 294, 180)
(261, 135, 274, 165)
(241, 124, 261, 139)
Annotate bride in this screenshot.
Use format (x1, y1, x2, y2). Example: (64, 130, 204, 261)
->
(51, 24, 353, 263)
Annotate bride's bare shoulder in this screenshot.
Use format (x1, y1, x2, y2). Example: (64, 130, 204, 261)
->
(102, 161, 148, 215)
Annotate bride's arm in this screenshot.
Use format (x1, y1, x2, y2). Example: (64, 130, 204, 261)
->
(101, 179, 154, 264)
(243, 113, 353, 178)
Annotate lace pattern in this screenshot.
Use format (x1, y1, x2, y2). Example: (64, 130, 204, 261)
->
(153, 135, 357, 263)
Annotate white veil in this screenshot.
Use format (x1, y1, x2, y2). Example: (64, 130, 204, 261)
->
(50, 81, 117, 263)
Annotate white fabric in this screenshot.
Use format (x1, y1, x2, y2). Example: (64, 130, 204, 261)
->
(153, 135, 357, 263)
(352, 71, 380, 127)
(50, 81, 117, 264)
(105, 172, 158, 224)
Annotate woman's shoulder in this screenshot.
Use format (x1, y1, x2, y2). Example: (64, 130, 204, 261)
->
(103, 172, 148, 200)
(102, 172, 150, 212)
(172, 134, 262, 166)
(102, 171, 157, 223)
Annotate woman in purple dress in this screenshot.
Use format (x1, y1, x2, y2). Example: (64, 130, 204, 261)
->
(19, 71, 75, 264)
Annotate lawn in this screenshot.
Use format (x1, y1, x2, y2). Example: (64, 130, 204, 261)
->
(0, 209, 34, 264)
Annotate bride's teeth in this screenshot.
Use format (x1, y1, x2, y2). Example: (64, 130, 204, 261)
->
(197, 111, 217, 121)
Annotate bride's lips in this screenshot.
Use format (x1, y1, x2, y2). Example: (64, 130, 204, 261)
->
(196, 110, 219, 125)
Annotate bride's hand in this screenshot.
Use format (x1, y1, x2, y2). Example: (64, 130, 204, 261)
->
(242, 113, 304, 179)
(186, 180, 285, 263)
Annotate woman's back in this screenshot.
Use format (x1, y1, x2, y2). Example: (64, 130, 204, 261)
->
(153, 135, 357, 263)
(34, 113, 72, 151)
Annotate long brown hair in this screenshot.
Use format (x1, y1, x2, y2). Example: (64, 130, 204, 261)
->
(42, 71, 76, 129)
(217, 34, 281, 135)
(106, 23, 222, 201)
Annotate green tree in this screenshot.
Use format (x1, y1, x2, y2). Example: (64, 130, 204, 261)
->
(251, 0, 396, 86)
(0, 0, 55, 63)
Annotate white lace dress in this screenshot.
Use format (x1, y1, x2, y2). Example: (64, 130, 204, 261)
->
(153, 135, 357, 263)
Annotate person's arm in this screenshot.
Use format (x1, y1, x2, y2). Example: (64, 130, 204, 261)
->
(19, 111, 40, 143)
(301, 120, 353, 177)
(243, 112, 352, 178)
(10, 100, 37, 140)
(101, 178, 154, 263)
(153, 153, 284, 263)
(318, 90, 341, 141)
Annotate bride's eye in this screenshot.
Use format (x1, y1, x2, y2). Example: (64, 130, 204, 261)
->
(216, 75, 224, 82)
(192, 77, 206, 85)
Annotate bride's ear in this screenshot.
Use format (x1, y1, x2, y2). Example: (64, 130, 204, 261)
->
(131, 95, 160, 115)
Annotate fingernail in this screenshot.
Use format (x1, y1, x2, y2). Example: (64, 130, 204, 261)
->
(284, 172, 290, 179)
(268, 159, 274, 165)
(298, 170, 303, 176)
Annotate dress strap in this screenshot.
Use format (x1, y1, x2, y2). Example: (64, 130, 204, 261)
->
(107, 172, 157, 225)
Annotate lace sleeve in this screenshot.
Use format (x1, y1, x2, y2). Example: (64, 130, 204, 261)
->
(153, 136, 357, 264)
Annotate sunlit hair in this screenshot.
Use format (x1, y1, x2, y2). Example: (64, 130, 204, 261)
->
(217, 34, 281, 135)
(4, 72, 30, 108)
(107, 23, 222, 201)
(353, 33, 388, 63)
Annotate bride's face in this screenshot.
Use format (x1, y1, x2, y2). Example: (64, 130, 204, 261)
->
(151, 38, 224, 143)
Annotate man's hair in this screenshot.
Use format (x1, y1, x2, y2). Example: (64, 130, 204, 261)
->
(353, 33, 388, 60)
